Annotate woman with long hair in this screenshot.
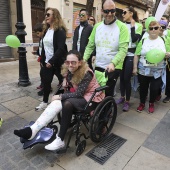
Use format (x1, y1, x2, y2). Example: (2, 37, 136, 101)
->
(116, 6, 142, 111)
(35, 7, 68, 111)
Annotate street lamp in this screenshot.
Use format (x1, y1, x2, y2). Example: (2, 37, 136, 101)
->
(15, 0, 31, 86)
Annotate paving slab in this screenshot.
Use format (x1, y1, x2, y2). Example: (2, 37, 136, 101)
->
(19, 109, 43, 122)
(0, 83, 29, 103)
(1, 96, 40, 114)
(0, 59, 39, 85)
(124, 146, 170, 170)
(0, 104, 16, 120)
(54, 122, 147, 170)
(116, 109, 159, 134)
(143, 112, 170, 158)
(112, 122, 148, 158)
(129, 99, 170, 121)
(0, 116, 63, 170)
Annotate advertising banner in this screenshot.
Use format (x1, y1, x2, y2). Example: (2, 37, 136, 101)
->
(155, 0, 170, 20)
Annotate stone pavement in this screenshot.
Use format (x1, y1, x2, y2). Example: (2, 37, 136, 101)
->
(0, 58, 170, 170)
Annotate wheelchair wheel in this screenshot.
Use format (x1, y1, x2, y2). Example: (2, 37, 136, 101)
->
(89, 96, 117, 143)
(75, 140, 86, 156)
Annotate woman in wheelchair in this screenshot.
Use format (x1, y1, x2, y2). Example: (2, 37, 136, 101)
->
(14, 50, 105, 151)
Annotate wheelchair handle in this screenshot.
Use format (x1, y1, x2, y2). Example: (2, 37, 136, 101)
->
(95, 86, 109, 92)
(84, 85, 108, 111)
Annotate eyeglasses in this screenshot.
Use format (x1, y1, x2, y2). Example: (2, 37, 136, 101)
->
(64, 60, 78, 66)
(149, 26, 160, 31)
(103, 9, 116, 14)
(89, 18, 94, 21)
(79, 13, 86, 17)
(45, 13, 52, 17)
(122, 11, 128, 15)
(161, 26, 166, 30)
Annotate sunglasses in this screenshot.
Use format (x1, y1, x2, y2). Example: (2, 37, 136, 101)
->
(122, 11, 128, 15)
(65, 60, 78, 66)
(103, 9, 116, 14)
(79, 13, 86, 17)
(161, 26, 166, 30)
(45, 13, 52, 17)
(89, 18, 94, 21)
(149, 26, 160, 31)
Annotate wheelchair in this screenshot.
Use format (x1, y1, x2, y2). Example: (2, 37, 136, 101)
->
(19, 86, 117, 156)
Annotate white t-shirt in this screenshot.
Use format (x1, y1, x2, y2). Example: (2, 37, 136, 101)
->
(39, 39, 42, 56)
(137, 37, 166, 77)
(95, 22, 120, 69)
(77, 25, 83, 51)
(43, 29, 54, 63)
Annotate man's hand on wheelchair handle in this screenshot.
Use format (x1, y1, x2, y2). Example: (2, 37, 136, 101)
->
(106, 63, 115, 72)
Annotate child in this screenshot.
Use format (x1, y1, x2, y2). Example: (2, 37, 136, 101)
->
(32, 23, 44, 95)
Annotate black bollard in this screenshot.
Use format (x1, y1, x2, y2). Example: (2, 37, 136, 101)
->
(15, 0, 31, 86)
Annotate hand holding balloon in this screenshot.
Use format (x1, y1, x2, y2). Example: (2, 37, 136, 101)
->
(165, 52, 170, 59)
(5, 35, 21, 48)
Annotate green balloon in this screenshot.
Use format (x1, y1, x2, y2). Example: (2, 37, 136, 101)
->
(145, 17, 157, 31)
(5, 35, 20, 48)
(146, 49, 165, 64)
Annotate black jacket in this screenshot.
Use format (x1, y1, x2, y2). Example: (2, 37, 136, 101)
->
(73, 21, 93, 56)
(41, 28, 68, 67)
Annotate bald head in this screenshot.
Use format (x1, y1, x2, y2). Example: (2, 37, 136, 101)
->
(102, 0, 115, 9)
(102, 0, 116, 24)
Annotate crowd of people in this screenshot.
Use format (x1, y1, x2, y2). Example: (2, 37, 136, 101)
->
(12, 0, 170, 151)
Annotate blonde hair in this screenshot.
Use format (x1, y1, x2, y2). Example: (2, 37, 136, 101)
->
(44, 7, 67, 33)
(149, 21, 159, 27)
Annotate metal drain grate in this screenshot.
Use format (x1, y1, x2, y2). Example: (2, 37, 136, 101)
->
(86, 133, 127, 165)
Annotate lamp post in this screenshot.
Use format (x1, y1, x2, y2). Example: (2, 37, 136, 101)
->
(15, 0, 30, 86)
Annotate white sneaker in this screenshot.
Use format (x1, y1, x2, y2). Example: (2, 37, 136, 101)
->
(45, 136, 65, 151)
(35, 102, 47, 111)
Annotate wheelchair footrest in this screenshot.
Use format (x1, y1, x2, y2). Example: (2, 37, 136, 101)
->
(22, 128, 55, 149)
(21, 121, 57, 149)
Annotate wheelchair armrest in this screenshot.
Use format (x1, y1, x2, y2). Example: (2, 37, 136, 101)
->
(95, 86, 108, 92)
(83, 86, 108, 111)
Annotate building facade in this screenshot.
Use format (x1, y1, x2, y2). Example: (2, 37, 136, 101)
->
(0, 0, 153, 61)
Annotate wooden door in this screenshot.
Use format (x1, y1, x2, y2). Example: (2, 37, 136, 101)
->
(31, 8, 45, 43)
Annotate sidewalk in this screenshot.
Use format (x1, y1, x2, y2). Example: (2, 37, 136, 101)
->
(0, 58, 170, 170)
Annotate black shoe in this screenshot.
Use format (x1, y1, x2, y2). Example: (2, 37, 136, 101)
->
(163, 96, 170, 103)
(38, 89, 44, 96)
